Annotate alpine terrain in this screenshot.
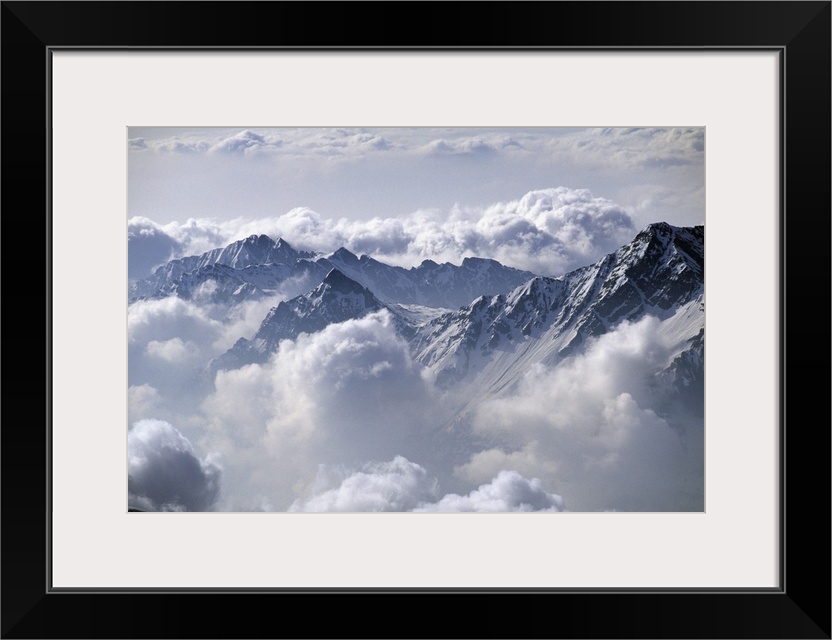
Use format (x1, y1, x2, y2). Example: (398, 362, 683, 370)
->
(128, 221, 704, 512)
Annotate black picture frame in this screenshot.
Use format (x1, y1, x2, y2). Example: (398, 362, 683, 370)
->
(2, 2, 829, 638)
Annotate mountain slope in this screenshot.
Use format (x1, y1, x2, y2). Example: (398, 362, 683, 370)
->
(130, 236, 537, 309)
(209, 269, 393, 372)
(320, 248, 537, 309)
(129, 235, 325, 304)
(410, 222, 704, 402)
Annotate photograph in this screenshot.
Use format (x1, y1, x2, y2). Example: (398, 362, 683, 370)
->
(127, 126, 705, 513)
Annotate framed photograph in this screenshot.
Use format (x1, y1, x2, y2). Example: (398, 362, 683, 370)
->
(3, 2, 829, 638)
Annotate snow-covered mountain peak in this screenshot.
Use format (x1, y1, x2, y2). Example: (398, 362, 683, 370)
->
(616, 222, 704, 286)
(209, 268, 387, 373)
(329, 247, 361, 265)
(410, 223, 704, 395)
(132, 227, 538, 309)
(242, 233, 273, 245)
(505, 275, 565, 309)
(635, 221, 703, 248)
(318, 268, 376, 298)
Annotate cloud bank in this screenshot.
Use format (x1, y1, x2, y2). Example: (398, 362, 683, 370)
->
(129, 127, 704, 244)
(127, 290, 288, 430)
(129, 127, 702, 170)
(128, 186, 636, 278)
(548, 127, 704, 170)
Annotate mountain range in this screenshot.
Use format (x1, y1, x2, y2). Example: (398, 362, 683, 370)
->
(129, 234, 536, 309)
(129, 221, 705, 510)
(132, 222, 703, 417)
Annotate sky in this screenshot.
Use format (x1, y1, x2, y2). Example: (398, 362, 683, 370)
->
(128, 127, 704, 278)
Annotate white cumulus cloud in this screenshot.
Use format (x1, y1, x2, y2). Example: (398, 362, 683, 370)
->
(289, 456, 439, 512)
(415, 470, 564, 512)
(289, 458, 564, 513)
(200, 311, 445, 510)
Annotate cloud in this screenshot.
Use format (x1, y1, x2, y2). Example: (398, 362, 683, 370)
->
(289, 458, 564, 512)
(462, 316, 704, 511)
(423, 134, 521, 156)
(128, 297, 222, 349)
(146, 337, 201, 363)
(127, 293, 290, 421)
(128, 186, 636, 277)
(289, 456, 439, 512)
(131, 127, 700, 173)
(292, 129, 393, 156)
(128, 384, 162, 423)
(128, 419, 222, 511)
(128, 217, 184, 279)
(453, 447, 560, 487)
(415, 470, 564, 512)
(131, 128, 392, 159)
(554, 127, 704, 171)
(207, 129, 277, 156)
(154, 139, 211, 155)
(200, 311, 444, 509)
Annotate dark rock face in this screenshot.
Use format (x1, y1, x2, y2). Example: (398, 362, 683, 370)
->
(130, 235, 536, 309)
(320, 250, 537, 309)
(209, 269, 386, 372)
(129, 236, 325, 305)
(563, 223, 703, 350)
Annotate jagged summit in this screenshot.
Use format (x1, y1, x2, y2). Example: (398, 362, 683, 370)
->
(635, 221, 704, 256)
(209, 268, 386, 373)
(643, 220, 703, 233)
(244, 233, 272, 243)
(412, 223, 704, 394)
(461, 256, 497, 267)
(131, 229, 538, 308)
(321, 268, 368, 294)
(129, 232, 323, 303)
(322, 248, 537, 309)
(330, 247, 361, 264)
